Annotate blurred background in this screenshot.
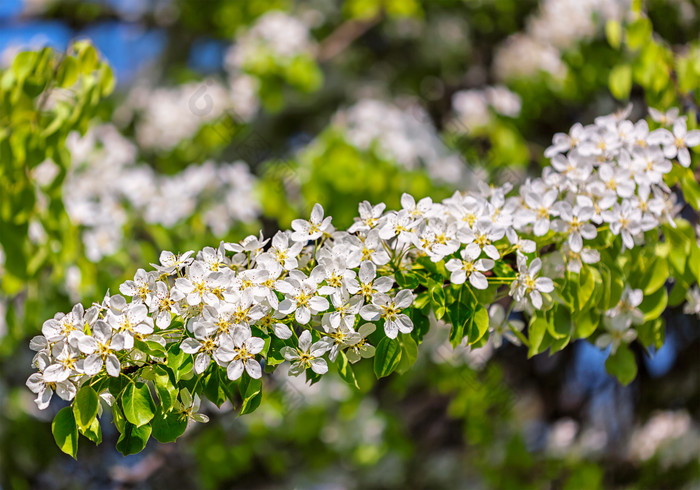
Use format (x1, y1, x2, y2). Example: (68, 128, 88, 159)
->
(1, 0, 700, 488)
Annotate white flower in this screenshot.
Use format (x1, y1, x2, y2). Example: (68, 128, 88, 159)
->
(180, 320, 220, 374)
(276, 270, 330, 324)
(605, 287, 644, 330)
(41, 303, 86, 344)
(119, 269, 155, 302)
(602, 201, 652, 250)
(464, 220, 504, 260)
(291, 204, 332, 242)
(649, 118, 700, 167)
(400, 193, 433, 219)
(321, 314, 361, 362)
(43, 341, 81, 383)
(360, 290, 414, 339)
(378, 210, 417, 244)
(346, 261, 393, 301)
(147, 281, 185, 329)
(221, 325, 265, 380)
(151, 250, 194, 275)
(262, 231, 303, 270)
(551, 202, 597, 252)
(523, 188, 560, 236)
(106, 303, 153, 350)
(348, 200, 386, 233)
(561, 244, 600, 274)
(445, 246, 494, 290)
(174, 261, 225, 307)
(683, 286, 700, 316)
(282, 330, 330, 376)
(488, 304, 524, 348)
(27, 351, 77, 409)
(328, 288, 363, 329)
(77, 320, 123, 377)
(596, 163, 636, 199)
(506, 228, 536, 254)
(545, 122, 587, 157)
(315, 255, 355, 296)
(345, 323, 376, 363)
(510, 255, 554, 309)
(345, 230, 391, 266)
(649, 107, 680, 126)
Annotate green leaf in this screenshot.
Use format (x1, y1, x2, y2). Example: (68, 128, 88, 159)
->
(152, 408, 187, 444)
(605, 345, 638, 385)
(690, 244, 700, 284)
(626, 17, 652, 50)
(664, 224, 690, 275)
(79, 416, 102, 446)
(116, 423, 152, 456)
(528, 317, 548, 357)
(57, 56, 79, 88)
(641, 258, 668, 295)
(239, 377, 263, 415)
(337, 351, 360, 389)
(373, 337, 402, 378)
(396, 334, 418, 375)
(447, 290, 474, 348)
(167, 343, 193, 381)
(680, 172, 700, 210)
(578, 266, 596, 310)
(73, 385, 99, 431)
(637, 317, 665, 349)
(574, 309, 599, 339)
(609, 64, 632, 100)
(639, 287, 668, 322)
(467, 305, 489, 346)
(409, 309, 430, 343)
(203, 367, 228, 408)
(549, 306, 572, 343)
(153, 365, 177, 412)
(52, 407, 78, 459)
(122, 381, 156, 427)
(605, 20, 622, 49)
(430, 282, 446, 320)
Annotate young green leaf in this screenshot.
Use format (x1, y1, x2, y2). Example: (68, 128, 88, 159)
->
(73, 385, 99, 431)
(52, 407, 79, 459)
(605, 345, 638, 385)
(116, 422, 152, 456)
(239, 377, 263, 415)
(122, 381, 156, 427)
(152, 408, 188, 444)
(374, 337, 402, 378)
(337, 351, 360, 389)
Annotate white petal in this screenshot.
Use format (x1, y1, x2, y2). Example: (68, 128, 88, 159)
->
(227, 360, 245, 381)
(245, 360, 262, 379)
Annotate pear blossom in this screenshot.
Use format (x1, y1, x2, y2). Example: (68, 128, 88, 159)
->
(222, 326, 265, 380)
(282, 330, 330, 376)
(360, 290, 414, 339)
(445, 247, 494, 290)
(291, 204, 332, 242)
(510, 256, 554, 309)
(345, 323, 377, 363)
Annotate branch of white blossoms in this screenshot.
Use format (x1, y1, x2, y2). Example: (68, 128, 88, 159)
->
(27, 105, 700, 456)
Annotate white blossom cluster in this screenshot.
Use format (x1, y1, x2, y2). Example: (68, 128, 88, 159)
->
(451, 85, 523, 130)
(494, 0, 628, 81)
(332, 98, 470, 185)
(627, 410, 700, 467)
(224, 10, 317, 70)
(64, 125, 260, 261)
(117, 79, 256, 152)
(26, 107, 698, 411)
